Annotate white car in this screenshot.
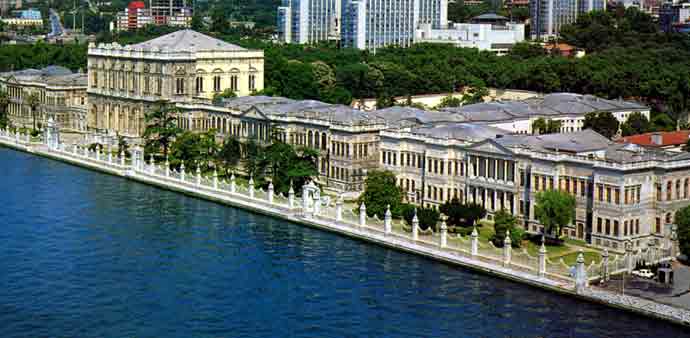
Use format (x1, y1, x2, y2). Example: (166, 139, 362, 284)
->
(632, 269, 655, 279)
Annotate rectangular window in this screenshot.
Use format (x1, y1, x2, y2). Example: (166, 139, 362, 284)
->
(214, 76, 222, 92)
(196, 77, 204, 93)
(597, 218, 602, 233)
(249, 74, 256, 91)
(605, 219, 611, 236)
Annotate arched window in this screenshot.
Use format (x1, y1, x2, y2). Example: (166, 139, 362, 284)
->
(666, 212, 673, 224)
(685, 178, 689, 199)
(677, 180, 682, 200)
(195, 77, 204, 93)
(667, 181, 673, 201)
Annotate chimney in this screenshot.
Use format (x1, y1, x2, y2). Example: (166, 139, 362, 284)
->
(651, 133, 663, 146)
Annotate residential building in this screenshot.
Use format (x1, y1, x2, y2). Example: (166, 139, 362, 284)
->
(115, 1, 191, 31)
(116, 1, 153, 31)
(414, 14, 525, 54)
(341, 0, 448, 50)
(0, 0, 21, 15)
(578, 0, 606, 13)
(86, 29, 264, 138)
(618, 131, 690, 152)
(530, 0, 579, 39)
(0, 66, 88, 132)
(276, 0, 341, 44)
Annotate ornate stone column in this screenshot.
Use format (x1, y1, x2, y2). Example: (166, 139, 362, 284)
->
(602, 248, 610, 282)
(384, 205, 392, 235)
(440, 214, 448, 248)
(288, 182, 294, 207)
(248, 176, 255, 198)
(574, 251, 588, 294)
(412, 209, 419, 241)
(230, 174, 237, 193)
(503, 231, 512, 267)
(181, 162, 186, 181)
(471, 226, 478, 256)
(196, 166, 201, 186)
(359, 203, 366, 228)
(213, 169, 219, 189)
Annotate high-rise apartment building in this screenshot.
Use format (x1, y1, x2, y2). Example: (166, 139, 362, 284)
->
(277, 0, 341, 44)
(530, 0, 578, 39)
(578, 0, 606, 13)
(278, 0, 446, 50)
(340, 0, 447, 50)
(115, 1, 191, 31)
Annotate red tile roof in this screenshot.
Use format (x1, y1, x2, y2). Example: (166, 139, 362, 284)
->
(618, 130, 690, 147)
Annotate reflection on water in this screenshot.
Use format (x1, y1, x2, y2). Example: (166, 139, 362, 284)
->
(0, 147, 688, 338)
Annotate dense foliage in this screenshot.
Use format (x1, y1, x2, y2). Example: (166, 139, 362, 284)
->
(491, 209, 524, 248)
(402, 206, 440, 231)
(534, 190, 576, 241)
(582, 112, 620, 139)
(358, 170, 404, 218)
(439, 198, 487, 228)
(675, 206, 690, 257)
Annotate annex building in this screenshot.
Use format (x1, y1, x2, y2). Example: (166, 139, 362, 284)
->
(87, 29, 264, 138)
(0, 66, 88, 132)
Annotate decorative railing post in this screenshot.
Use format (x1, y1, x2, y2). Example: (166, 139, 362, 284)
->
(625, 241, 634, 274)
(471, 226, 479, 256)
(574, 251, 588, 294)
(267, 182, 274, 204)
(313, 194, 321, 216)
(149, 154, 155, 173)
(25, 132, 30, 144)
(503, 231, 512, 267)
(14, 130, 19, 143)
(196, 166, 201, 186)
(359, 203, 366, 228)
(119, 151, 125, 166)
(538, 237, 547, 278)
(96, 147, 101, 161)
(439, 214, 448, 248)
(288, 181, 294, 207)
(248, 176, 255, 198)
(180, 162, 186, 182)
(412, 209, 419, 241)
(602, 248, 610, 282)
(230, 173, 236, 193)
(384, 205, 392, 235)
(335, 195, 343, 222)
(108, 145, 113, 164)
(213, 169, 218, 189)
(165, 156, 170, 177)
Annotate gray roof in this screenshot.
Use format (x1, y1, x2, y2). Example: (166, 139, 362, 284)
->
(373, 106, 465, 127)
(410, 122, 510, 142)
(496, 129, 613, 153)
(440, 93, 648, 122)
(131, 29, 246, 52)
(472, 13, 509, 21)
(0, 66, 87, 87)
(221, 96, 386, 126)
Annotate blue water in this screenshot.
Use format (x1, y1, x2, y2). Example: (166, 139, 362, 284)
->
(0, 147, 688, 338)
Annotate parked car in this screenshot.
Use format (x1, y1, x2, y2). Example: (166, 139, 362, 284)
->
(632, 269, 655, 279)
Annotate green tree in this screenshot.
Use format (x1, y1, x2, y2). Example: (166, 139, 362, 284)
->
(402, 206, 440, 230)
(491, 209, 524, 248)
(461, 83, 488, 105)
(218, 136, 242, 174)
(212, 88, 237, 104)
(582, 111, 620, 139)
(26, 92, 40, 131)
(117, 134, 130, 158)
(358, 170, 404, 218)
(651, 113, 676, 132)
(437, 95, 462, 108)
(142, 102, 181, 157)
(621, 111, 651, 136)
(675, 206, 690, 257)
(439, 198, 464, 227)
(0, 89, 9, 129)
(534, 190, 576, 241)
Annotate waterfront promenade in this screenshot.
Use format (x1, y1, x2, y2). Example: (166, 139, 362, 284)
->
(1, 129, 689, 327)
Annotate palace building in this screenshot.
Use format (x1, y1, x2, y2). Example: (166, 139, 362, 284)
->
(0, 66, 88, 132)
(172, 93, 685, 253)
(87, 29, 264, 138)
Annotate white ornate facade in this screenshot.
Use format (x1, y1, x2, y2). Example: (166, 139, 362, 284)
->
(87, 29, 264, 138)
(0, 66, 88, 132)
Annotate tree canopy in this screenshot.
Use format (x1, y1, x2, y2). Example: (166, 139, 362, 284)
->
(358, 170, 404, 218)
(583, 111, 620, 139)
(675, 206, 690, 257)
(534, 190, 576, 240)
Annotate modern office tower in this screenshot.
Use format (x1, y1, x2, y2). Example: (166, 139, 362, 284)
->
(276, 0, 341, 44)
(150, 0, 189, 23)
(530, 0, 578, 39)
(578, 0, 606, 13)
(341, 0, 448, 50)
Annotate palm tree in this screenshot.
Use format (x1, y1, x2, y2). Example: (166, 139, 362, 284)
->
(26, 92, 40, 131)
(0, 89, 9, 129)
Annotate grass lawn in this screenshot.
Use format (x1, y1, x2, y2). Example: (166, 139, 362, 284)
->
(560, 250, 601, 266)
